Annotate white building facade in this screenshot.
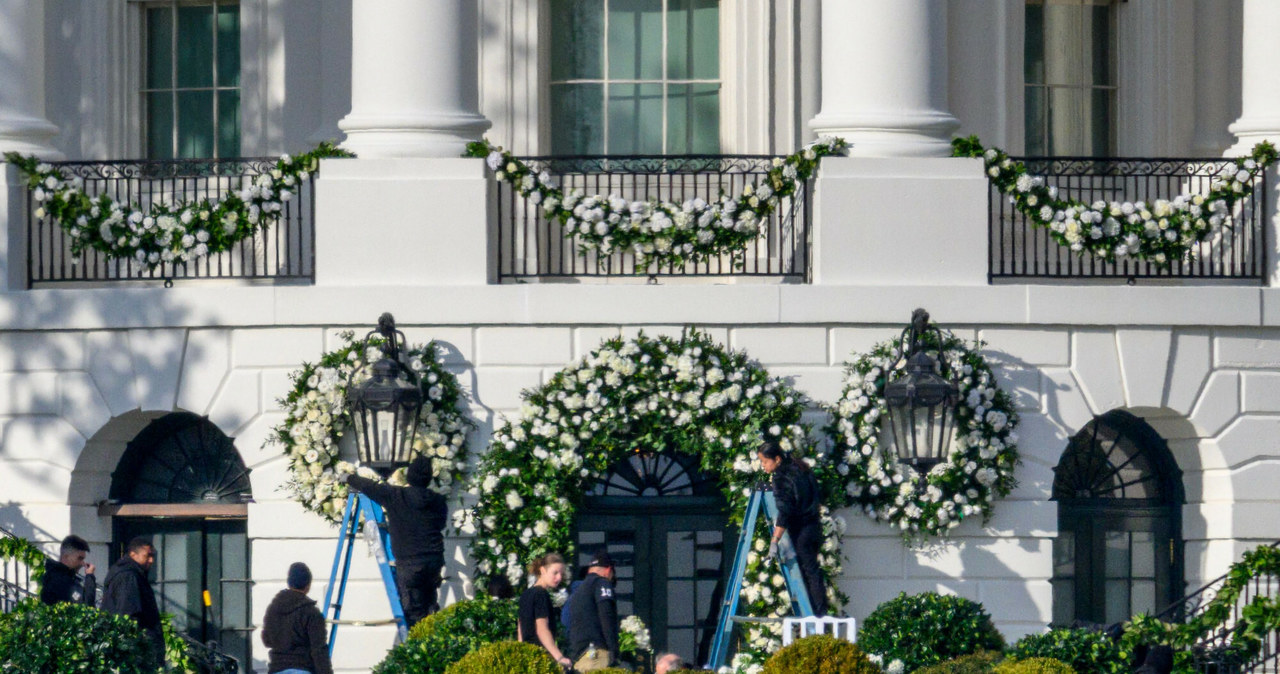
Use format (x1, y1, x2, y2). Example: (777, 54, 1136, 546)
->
(1, 1, 1277, 672)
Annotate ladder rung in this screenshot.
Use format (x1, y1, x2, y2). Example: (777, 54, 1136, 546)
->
(325, 618, 398, 626)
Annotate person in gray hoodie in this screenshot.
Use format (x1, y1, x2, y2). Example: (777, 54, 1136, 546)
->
(261, 562, 333, 674)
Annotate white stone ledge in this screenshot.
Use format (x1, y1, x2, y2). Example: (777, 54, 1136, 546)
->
(0, 284, 1277, 330)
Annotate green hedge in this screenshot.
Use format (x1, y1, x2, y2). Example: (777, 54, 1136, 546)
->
(443, 641, 560, 674)
(860, 592, 1005, 672)
(993, 657, 1075, 674)
(374, 598, 519, 674)
(0, 598, 152, 673)
(763, 634, 880, 674)
(1008, 628, 1124, 674)
(914, 650, 1005, 674)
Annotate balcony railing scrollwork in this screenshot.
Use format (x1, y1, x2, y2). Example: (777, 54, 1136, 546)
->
(24, 157, 315, 287)
(495, 155, 812, 283)
(988, 156, 1267, 284)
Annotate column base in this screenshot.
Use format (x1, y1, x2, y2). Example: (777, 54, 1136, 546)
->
(1225, 116, 1280, 157)
(338, 112, 492, 158)
(0, 114, 63, 159)
(810, 110, 960, 158)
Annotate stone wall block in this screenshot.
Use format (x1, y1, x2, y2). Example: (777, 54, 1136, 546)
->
(731, 327, 828, 365)
(232, 328, 324, 368)
(977, 580, 1052, 630)
(831, 326, 900, 364)
(1116, 328, 1174, 408)
(260, 368, 295, 414)
(475, 327, 572, 366)
(766, 366, 845, 405)
(842, 536, 906, 578)
(0, 461, 72, 503)
(1072, 329, 1127, 413)
(57, 371, 111, 439)
(904, 537, 1051, 580)
(1214, 416, 1280, 469)
(468, 367, 543, 412)
(206, 370, 262, 438)
(128, 328, 185, 412)
(1215, 328, 1280, 368)
(1188, 371, 1241, 438)
(234, 412, 287, 470)
(620, 325, 730, 347)
(979, 328, 1070, 367)
(1242, 371, 1280, 412)
(1165, 330, 1212, 414)
(0, 371, 57, 415)
(0, 332, 84, 371)
(1012, 413, 1068, 466)
(176, 329, 231, 415)
(400, 326, 475, 364)
(0, 417, 82, 470)
(86, 331, 138, 415)
(994, 366, 1041, 412)
(981, 499, 1056, 536)
(1225, 461, 1280, 501)
(1039, 369, 1095, 440)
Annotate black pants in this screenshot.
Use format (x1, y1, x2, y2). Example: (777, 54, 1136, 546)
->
(793, 521, 827, 617)
(396, 558, 444, 629)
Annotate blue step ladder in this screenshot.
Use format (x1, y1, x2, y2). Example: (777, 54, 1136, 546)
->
(707, 487, 814, 670)
(322, 492, 407, 655)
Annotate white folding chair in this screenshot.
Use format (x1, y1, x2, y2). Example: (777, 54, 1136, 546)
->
(781, 615, 858, 646)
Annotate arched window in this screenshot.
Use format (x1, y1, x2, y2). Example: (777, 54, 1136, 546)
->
(1052, 410, 1183, 626)
(110, 412, 251, 504)
(589, 450, 718, 497)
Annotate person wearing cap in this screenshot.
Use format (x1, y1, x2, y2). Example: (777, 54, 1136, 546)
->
(566, 550, 621, 671)
(338, 454, 448, 627)
(261, 562, 333, 674)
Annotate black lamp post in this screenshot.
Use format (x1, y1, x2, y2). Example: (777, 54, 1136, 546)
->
(883, 308, 960, 472)
(346, 313, 424, 478)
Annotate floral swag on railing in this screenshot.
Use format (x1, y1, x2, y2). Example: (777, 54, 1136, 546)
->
(465, 137, 848, 268)
(954, 136, 1278, 267)
(5, 142, 352, 270)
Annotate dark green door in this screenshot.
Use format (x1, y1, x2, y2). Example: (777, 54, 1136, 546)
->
(114, 518, 252, 672)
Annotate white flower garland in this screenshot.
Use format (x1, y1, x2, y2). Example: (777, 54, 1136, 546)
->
(953, 136, 1277, 266)
(5, 142, 350, 270)
(269, 331, 475, 523)
(457, 330, 852, 655)
(825, 329, 1020, 539)
(465, 137, 847, 268)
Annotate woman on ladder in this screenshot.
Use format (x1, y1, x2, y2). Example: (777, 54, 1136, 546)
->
(757, 440, 828, 616)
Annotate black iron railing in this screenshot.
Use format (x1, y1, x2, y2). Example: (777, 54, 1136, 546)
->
(26, 158, 315, 287)
(989, 157, 1267, 283)
(0, 528, 43, 613)
(1154, 541, 1280, 674)
(496, 155, 811, 282)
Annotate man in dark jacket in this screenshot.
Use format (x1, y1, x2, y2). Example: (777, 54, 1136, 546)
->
(338, 454, 447, 627)
(41, 534, 96, 606)
(100, 537, 163, 670)
(567, 550, 620, 671)
(262, 562, 333, 674)
(759, 440, 828, 616)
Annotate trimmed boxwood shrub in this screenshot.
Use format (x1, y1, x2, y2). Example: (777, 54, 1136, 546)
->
(444, 641, 560, 674)
(860, 592, 1005, 673)
(915, 650, 1005, 674)
(0, 598, 152, 673)
(375, 597, 520, 674)
(763, 634, 880, 674)
(993, 657, 1075, 674)
(1008, 628, 1124, 674)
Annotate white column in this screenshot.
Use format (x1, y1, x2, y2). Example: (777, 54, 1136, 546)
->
(339, 0, 491, 158)
(809, 0, 959, 157)
(1227, 0, 1280, 156)
(0, 0, 60, 158)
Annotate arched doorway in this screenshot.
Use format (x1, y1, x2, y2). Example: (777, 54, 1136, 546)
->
(1051, 410, 1184, 626)
(108, 412, 252, 671)
(575, 451, 729, 666)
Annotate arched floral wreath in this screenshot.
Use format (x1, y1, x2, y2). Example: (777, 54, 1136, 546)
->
(465, 137, 847, 268)
(458, 330, 851, 653)
(953, 136, 1277, 267)
(269, 331, 475, 523)
(5, 142, 351, 270)
(824, 328, 1019, 539)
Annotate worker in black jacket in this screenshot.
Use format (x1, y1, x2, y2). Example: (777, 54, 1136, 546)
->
(261, 562, 333, 674)
(566, 550, 620, 671)
(338, 454, 447, 628)
(41, 535, 96, 606)
(100, 537, 163, 670)
(758, 440, 828, 616)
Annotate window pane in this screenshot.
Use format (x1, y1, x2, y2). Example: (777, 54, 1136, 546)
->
(1051, 578, 1074, 626)
(216, 3, 240, 87)
(147, 92, 174, 159)
(1132, 580, 1156, 616)
(1024, 1, 1044, 84)
(609, 0, 663, 80)
(1087, 88, 1113, 156)
(1105, 579, 1129, 624)
(1131, 531, 1155, 577)
(668, 83, 719, 154)
(550, 0, 603, 80)
(668, 0, 718, 80)
(177, 5, 215, 87)
(551, 83, 604, 154)
(146, 7, 173, 89)
(1104, 530, 1129, 578)
(1090, 3, 1113, 85)
(218, 90, 240, 158)
(608, 83, 663, 154)
(1025, 86, 1047, 155)
(1047, 87, 1084, 155)
(1053, 530, 1075, 576)
(668, 84, 690, 153)
(1043, 2, 1083, 86)
(177, 90, 215, 159)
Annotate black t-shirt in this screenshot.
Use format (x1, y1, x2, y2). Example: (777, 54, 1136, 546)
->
(518, 585, 556, 646)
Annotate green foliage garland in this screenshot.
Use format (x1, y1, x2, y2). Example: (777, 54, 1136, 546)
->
(1008, 627, 1124, 674)
(1120, 544, 1280, 673)
(761, 634, 880, 674)
(825, 328, 1020, 539)
(0, 598, 153, 673)
(953, 136, 1278, 267)
(443, 641, 561, 674)
(5, 142, 351, 270)
(859, 592, 1005, 673)
(0, 534, 46, 584)
(461, 329, 851, 654)
(465, 137, 846, 268)
(269, 331, 476, 523)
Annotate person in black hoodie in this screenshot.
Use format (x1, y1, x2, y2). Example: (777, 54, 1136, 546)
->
(41, 534, 96, 606)
(758, 440, 828, 616)
(262, 562, 333, 674)
(338, 454, 447, 628)
(100, 537, 163, 671)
